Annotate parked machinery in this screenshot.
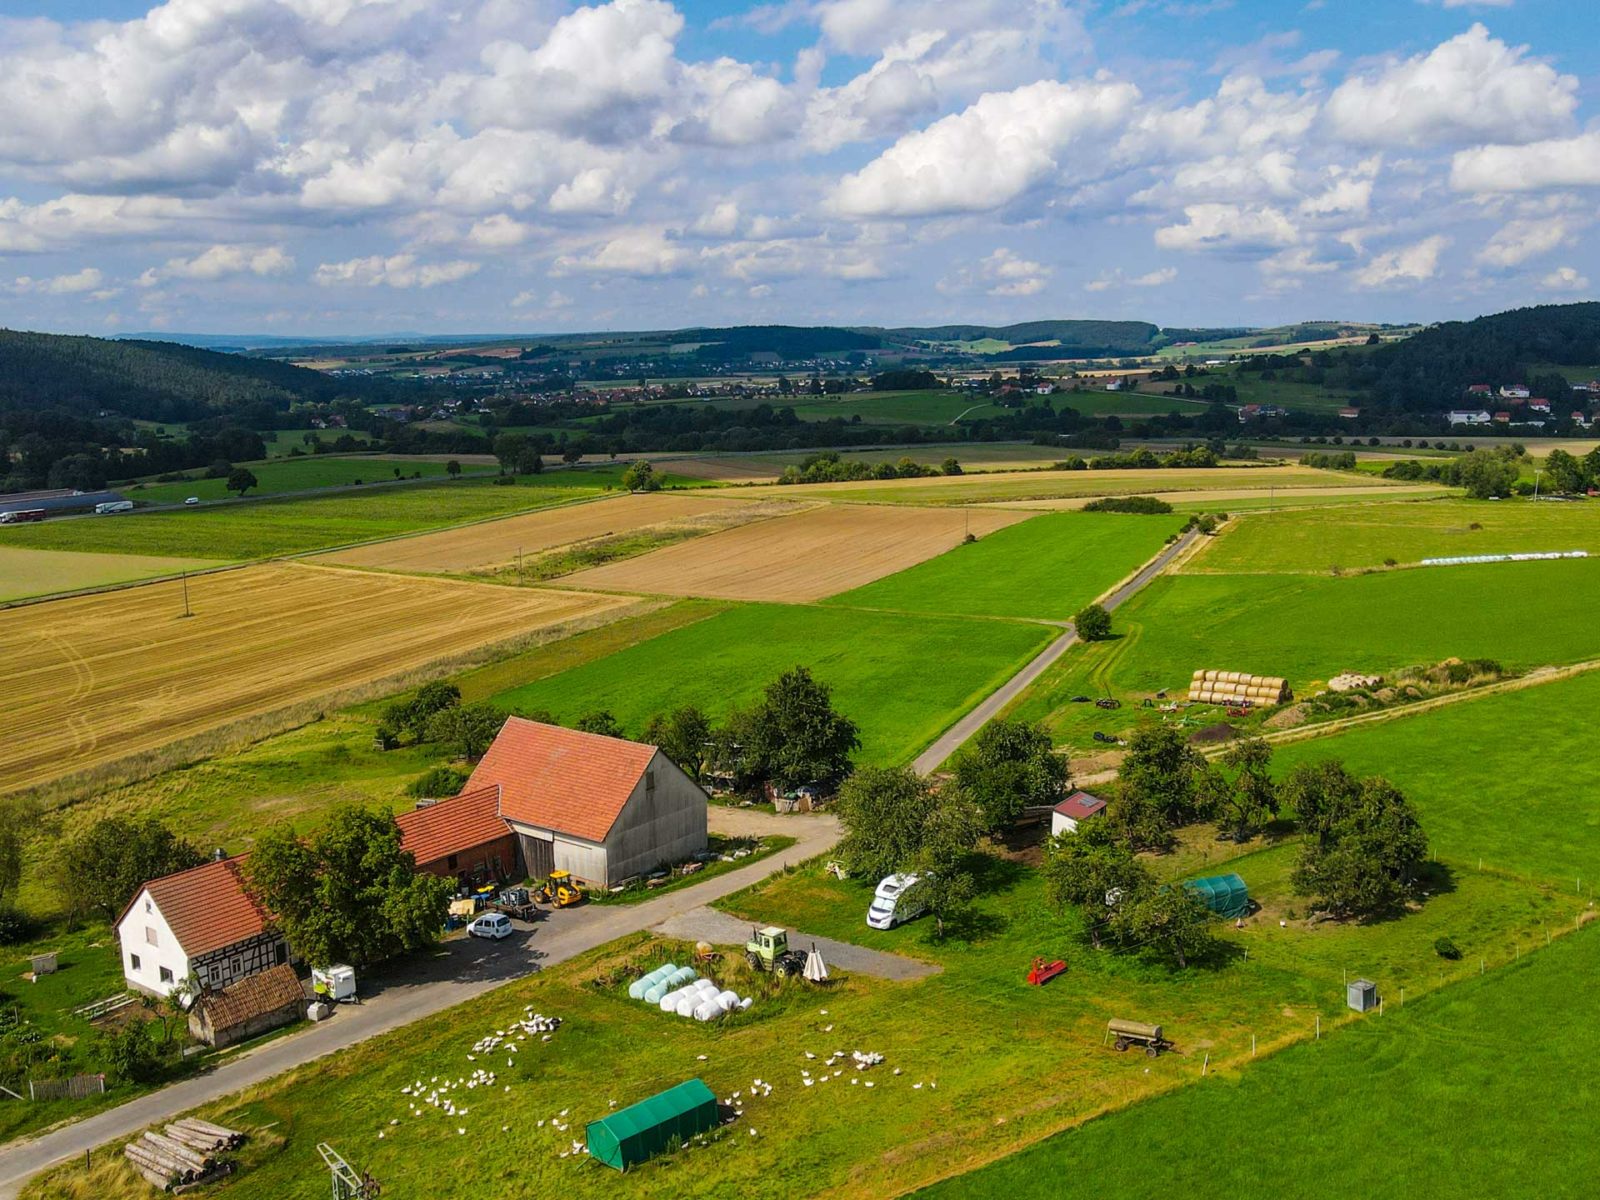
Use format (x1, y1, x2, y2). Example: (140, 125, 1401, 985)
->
(744, 926, 808, 977)
(534, 870, 585, 908)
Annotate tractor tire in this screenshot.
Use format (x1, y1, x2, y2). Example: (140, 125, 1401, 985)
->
(1114, 1038, 1129, 1052)
(775, 958, 796, 979)
(746, 951, 764, 972)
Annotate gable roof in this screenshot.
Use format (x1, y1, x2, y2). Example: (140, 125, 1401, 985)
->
(1054, 791, 1107, 822)
(396, 784, 508, 866)
(194, 964, 304, 1028)
(121, 856, 272, 960)
(464, 717, 660, 843)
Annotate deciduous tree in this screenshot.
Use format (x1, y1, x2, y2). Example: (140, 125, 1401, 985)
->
(1201, 737, 1279, 842)
(950, 718, 1068, 834)
(643, 705, 712, 779)
(747, 666, 860, 791)
(56, 817, 205, 922)
(1042, 821, 1150, 949)
(226, 467, 258, 496)
(834, 767, 938, 883)
(1074, 603, 1112, 641)
(424, 701, 504, 760)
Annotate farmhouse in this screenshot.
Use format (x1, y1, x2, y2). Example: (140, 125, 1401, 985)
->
(396, 784, 518, 886)
(463, 718, 709, 888)
(1051, 791, 1107, 836)
(1448, 409, 1492, 426)
(116, 856, 288, 998)
(187, 963, 305, 1049)
(1338, 406, 1360, 419)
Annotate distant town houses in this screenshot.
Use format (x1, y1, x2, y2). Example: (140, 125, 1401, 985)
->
(1447, 409, 1493, 426)
(1238, 403, 1288, 422)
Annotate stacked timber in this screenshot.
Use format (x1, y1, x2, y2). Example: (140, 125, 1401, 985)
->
(1188, 670, 1290, 707)
(123, 1120, 242, 1191)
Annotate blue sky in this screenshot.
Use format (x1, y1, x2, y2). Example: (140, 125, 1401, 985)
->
(0, 0, 1595, 336)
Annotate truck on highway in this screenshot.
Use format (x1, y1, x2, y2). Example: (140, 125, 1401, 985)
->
(94, 500, 134, 514)
(0, 508, 45, 524)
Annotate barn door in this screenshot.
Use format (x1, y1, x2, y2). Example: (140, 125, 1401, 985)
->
(520, 833, 554, 880)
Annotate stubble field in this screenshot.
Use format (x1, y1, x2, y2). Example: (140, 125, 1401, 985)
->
(1, 563, 636, 793)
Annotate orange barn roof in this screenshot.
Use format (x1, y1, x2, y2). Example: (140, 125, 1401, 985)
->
(396, 784, 508, 866)
(122, 857, 272, 959)
(464, 717, 658, 843)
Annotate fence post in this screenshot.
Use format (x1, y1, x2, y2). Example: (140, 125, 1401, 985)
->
(1315, 1015, 1321, 1040)
(1251, 1034, 1256, 1057)
(1202, 1052, 1209, 1076)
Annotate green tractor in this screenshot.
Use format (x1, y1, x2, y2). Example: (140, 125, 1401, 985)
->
(745, 926, 808, 977)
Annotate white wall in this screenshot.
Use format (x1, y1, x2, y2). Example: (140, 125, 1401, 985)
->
(116, 889, 190, 998)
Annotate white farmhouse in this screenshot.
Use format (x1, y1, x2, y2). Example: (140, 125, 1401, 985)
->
(115, 856, 288, 998)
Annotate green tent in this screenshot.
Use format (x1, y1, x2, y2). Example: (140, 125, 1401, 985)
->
(586, 1078, 720, 1170)
(1183, 873, 1250, 919)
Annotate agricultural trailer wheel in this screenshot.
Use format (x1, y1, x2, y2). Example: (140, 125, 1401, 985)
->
(1145, 1045, 1159, 1059)
(1114, 1038, 1130, 1052)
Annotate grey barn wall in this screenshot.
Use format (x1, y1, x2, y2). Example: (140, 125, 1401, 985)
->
(603, 750, 708, 884)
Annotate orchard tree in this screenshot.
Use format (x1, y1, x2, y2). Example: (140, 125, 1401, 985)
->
(226, 468, 259, 496)
(1201, 737, 1280, 842)
(834, 767, 938, 882)
(643, 705, 712, 779)
(1074, 603, 1112, 641)
(381, 681, 460, 744)
(1114, 883, 1216, 969)
(950, 718, 1068, 834)
(748, 666, 860, 790)
(575, 710, 625, 738)
(424, 702, 504, 760)
(903, 789, 984, 938)
(244, 807, 453, 968)
(1043, 821, 1150, 949)
(1119, 725, 1211, 827)
(1285, 762, 1428, 918)
(56, 817, 204, 922)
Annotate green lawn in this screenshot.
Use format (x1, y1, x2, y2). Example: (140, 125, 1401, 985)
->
(1192, 498, 1600, 573)
(918, 921, 1600, 1200)
(124, 456, 463, 504)
(783, 389, 1002, 425)
(828, 512, 1184, 620)
(0, 479, 596, 560)
(491, 603, 1056, 766)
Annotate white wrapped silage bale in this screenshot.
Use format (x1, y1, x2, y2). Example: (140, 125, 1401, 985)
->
(674, 994, 698, 1018)
(692, 998, 723, 1022)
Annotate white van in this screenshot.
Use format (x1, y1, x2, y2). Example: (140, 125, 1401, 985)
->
(867, 873, 927, 930)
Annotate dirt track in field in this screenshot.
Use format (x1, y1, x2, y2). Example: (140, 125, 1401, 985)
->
(315, 492, 769, 573)
(1, 563, 634, 792)
(562, 503, 1031, 601)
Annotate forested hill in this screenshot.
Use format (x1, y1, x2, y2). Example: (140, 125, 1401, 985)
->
(1363, 303, 1600, 410)
(0, 328, 350, 424)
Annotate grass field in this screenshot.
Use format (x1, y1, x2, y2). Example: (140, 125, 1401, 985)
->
(492, 603, 1056, 766)
(563, 504, 1030, 601)
(782, 388, 1003, 425)
(660, 444, 1071, 483)
(0, 546, 221, 603)
(0, 479, 598, 560)
(317, 492, 769, 574)
(828, 512, 1183, 620)
(1050, 390, 1211, 416)
(124, 456, 462, 504)
(1188, 498, 1600, 574)
(917, 922, 1600, 1200)
(986, 483, 1452, 512)
(0, 563, 635, 794)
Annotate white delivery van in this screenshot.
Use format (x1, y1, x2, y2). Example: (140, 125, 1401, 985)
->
(867, 873, 927, 930)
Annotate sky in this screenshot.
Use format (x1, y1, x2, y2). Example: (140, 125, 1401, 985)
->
(0, 0, 1595, 337)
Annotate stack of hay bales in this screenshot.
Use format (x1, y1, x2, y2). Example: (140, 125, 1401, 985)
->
(1189, 670, 1290, 706)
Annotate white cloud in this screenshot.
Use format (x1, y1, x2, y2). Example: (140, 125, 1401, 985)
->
(1353, 235, 1448, 288)
(552, 228, 689, 276)
(139, 244, 293, 285)
(10, 267, 106, 295)
(1085, 265, 1176, 291)
(1540, 266, 1589, 292)
(1450, 133, 1600, 194)
(467, 215, 536, 248)
(982, 248, 1051, 296)
(1326, 25, 1576, 148)
(832, 79, 1140, 217)
(313, 254, 480, 288)
(1477, 216, 1574, 269)
(1155, 204, 1300, 253)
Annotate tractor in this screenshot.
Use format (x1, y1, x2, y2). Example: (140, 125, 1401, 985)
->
(744, 926, 808, 977)
(534, 870, 585, 908)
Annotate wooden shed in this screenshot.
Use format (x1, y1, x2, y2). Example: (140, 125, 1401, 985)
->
(188, 964, 306, 1049)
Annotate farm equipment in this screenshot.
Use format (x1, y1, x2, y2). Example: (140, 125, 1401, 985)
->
(1105, 1018, 1168, 1058)
(490, 887, 538, 921)
(1094, 697, 1122, 710)
(1092, 731, 1124, 745)
(534, 870, 585, 908)
(1026, 957, 1067, 986)
(745, 926, 808, 978)
(1226, 705, 1251, 717)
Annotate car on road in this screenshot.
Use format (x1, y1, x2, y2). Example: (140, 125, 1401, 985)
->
(867, 873, 928, 930)
(184, 496, 200, 505)
(467, 912, 514, 940)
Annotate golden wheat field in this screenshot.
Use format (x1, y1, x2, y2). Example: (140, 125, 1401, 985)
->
(316, 491, 767, 574)
(0, 546, 222, 603)
(1, 562, 634, 792)
(563, 502, 1031, 601)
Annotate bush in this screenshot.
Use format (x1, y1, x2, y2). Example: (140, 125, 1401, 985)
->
(1074, 603, 1112, 641)
(0, 905, 41, 946)
(1080, 495, 1174, 514)
(1434, 936, 1463, 960)
(408, 766, 468, 799)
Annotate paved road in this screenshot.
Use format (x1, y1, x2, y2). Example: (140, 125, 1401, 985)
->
(912, 528, 1198, 773)
(652, 907, 941, 981)
(0, 812, 837, 1197)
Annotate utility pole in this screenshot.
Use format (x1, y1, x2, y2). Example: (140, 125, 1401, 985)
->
(179, 571, 192, 619)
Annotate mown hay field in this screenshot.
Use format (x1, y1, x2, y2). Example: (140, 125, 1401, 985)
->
(661, 444, 1076, 483)
(983, 482, 1452, 512)
(317, 492, 771, 574)
(736, 465, 1411, 507)
(1187, 498, 1600, 574)
(0, 546, 221, 603)
(563, 503, 1031, 601)
(1, 563, 634, 793)
(828, 512, 1185, 620)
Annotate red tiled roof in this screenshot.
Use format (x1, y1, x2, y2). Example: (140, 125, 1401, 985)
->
(396, 784, 509, 866)
(463, 717, 657, 843)
(121, 857, 271, 959)
(1054, 791, 1107, 821)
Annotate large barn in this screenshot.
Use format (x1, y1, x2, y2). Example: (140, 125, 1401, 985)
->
(461, 718, 709, 888)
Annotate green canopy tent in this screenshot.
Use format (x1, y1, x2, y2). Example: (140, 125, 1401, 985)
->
(1183, 873, 1250, 919)
(586, 1078, 720, 1170)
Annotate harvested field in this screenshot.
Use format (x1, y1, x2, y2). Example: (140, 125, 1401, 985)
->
(563, 503, 1031, 601)
(0, 547, 221, 604)
(1, 563, 633, 793)
(316, 492, 775, 574)
(980, 483, 1453, 511)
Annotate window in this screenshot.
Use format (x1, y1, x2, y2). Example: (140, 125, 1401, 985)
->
(159, 967, 174, 984)
(645, 770, 656, 793)
(275, 943, 288, 966)
(130, 954, 141, 972)
(447, 853, 458, 870)
(144, 898, 153, 914)
(231, 957, 241, 976)
(210, 965, 220, 982)
(145, 926, 158, 946)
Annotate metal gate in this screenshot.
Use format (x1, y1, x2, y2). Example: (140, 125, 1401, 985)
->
(519, 833, 554, 879)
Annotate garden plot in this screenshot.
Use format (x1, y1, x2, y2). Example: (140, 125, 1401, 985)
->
(562, 503, 1030, 601)
(0, 563, 634, 793)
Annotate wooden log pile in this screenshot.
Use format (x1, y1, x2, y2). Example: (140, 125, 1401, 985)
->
(123, 1120, 243, 1192)
(1188, 669, 1291, 707)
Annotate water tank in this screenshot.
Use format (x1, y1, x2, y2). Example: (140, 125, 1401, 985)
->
(1347, 979, 1378, 1012)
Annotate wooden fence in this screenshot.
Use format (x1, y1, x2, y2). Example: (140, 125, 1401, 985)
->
(28, 1073, 106, 1102)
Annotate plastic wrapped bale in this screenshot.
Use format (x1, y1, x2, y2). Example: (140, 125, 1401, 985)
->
(674, 994, 698, 1018)
(666, 966, 698, 989)
(715, 989, 740, 1012)
(644, 979, 675, 1006)
(630, 964, 677, 1000)
(739, 997, 753, 1010)
(658, 988, 686, 1013)
(694, 979, 719, 996)
(692, 997, 723, 1022)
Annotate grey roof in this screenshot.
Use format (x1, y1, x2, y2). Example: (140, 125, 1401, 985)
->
(0, 490, 127, 515)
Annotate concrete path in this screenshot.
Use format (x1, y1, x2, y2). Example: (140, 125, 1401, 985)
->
(652, 907, 941, 982)
(913, 528, 1198, 773)
(0, 811, 837, 1198)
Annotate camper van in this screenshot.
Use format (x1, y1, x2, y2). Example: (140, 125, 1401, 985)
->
(867, 873, 927, 930)
(94, 500, 134, 515)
